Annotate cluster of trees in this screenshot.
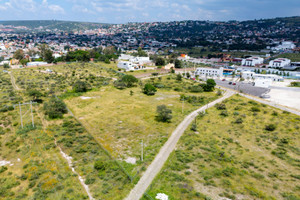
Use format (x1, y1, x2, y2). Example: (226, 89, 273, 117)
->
(114, 75, 139, 89)
(64, 46, 119, 63)
(132, 47, 148, 57)
(12, 45, 120, 65)
(44, 97, 68, 119)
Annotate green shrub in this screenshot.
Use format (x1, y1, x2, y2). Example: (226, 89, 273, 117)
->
(94, 160, 106, 171)
(234, 118, 243, 124)
(220, 111, 229, 117)
(44, 98, 68, 119)
(72, 81, 90, 93)
(156, 105, 172, 122)
(143, 83, 157, 96)
(215, 103, 226, 110)
(250, 106, 260, 112)
(190, 85, 203, 93)
(0, 166, 8, 173)
(265, 124, 276, 131)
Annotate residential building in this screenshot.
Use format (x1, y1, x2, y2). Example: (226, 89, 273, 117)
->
(194, 67, 223, 77)
(117, 61, 134, 71)
(272, 41, 296, 51)
(241, 71, 284, 81)
(269, 58, 291, 68)
(241, 57, 264, 66)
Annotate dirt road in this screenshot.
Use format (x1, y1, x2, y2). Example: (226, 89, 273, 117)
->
(8, 71, 21, 90)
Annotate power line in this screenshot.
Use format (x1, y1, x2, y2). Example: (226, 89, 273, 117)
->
(14, 101, 37, 128)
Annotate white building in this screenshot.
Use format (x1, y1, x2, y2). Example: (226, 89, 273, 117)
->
(129, 57, 151, 65)
(118, 54, 134, 61)
(254, 79, 272, 88)
(117, 61, 135, 71)
(27, 61, 48, 66)
(269, 58, 291, 68)
(241, 57, 264, 66)
(241, 71, 283, 82)
(194, 67, 223, 77)
(272, 41, 296, 51)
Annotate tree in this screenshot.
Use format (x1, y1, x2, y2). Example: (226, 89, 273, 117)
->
(38, 44, 49, 60)
(44, 49, 54, 63)
(72, 81, 90, 93)
(103, 46, 117, 55)
(155, 57, 165, 66)
(204, 79, 216, 91)
(137, 47, 147, 57)
(121, 75, 139, 88)
(176, 74, 182, 81)
(143, 83, 157, 95)
(44, 98, 68, 119)
(174, 59, 182, 68)
(156, 105, 172, 122)
(3, 63, 9, 68)
(13, 49, 24, 61)
(104, 58, 110, 64)
(20, 59, 29, 66)
(27, 90, 43, 101)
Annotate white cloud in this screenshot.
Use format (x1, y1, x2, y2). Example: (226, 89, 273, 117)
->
(48, 5, 64, 13)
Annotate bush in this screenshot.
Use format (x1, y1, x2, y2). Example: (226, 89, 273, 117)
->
(0, 166, 8, 173)
(215, 103, 226, 110)
(234, 118, 243, 124)
(156, 105, 172, 122)
(176, 74, 182, 81)
(251, 107, 260, 112)
(94, 160, 106, 171)
(72, 81, 90, 93)
(143, 83, 157, 95)
(120, 75, 139, 88)
(220, 111, 229, 117)
(44, 98, 68, 119)
(190, 85, 203, 93)
(265, 124, 276, 131)
(191, 122, 197, 131)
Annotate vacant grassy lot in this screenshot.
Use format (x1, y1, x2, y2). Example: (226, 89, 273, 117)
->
(1, 63, 221, 199)
(64, 75, 219, 180)
(146, 95, 300, 200)
(0, 106, 88, 199)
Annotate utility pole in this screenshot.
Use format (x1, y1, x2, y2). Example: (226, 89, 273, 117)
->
(30, 101, 34, 127)
(182, 97, 184, 114)
(14, 101, 37, 129)
(141, 140, 144, 162)
(19, 102, 23, 128)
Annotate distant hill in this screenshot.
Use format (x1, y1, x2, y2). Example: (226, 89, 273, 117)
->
(0, 20, 110, 32)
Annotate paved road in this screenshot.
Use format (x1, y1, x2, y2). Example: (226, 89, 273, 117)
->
(215, 79, 269, 97)
(124, 90, 235, 200)
(240, 93, 300, 116)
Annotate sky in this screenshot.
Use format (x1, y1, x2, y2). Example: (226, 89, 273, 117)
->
(0, 0, 299, 23)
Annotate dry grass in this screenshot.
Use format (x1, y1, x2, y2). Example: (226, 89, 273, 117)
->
(145, 95, 300, 200)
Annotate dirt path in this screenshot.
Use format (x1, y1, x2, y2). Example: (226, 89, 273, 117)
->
(37, 108, 94, 200)
(8, 71, 21, 90)
(125, 90, 235, 200)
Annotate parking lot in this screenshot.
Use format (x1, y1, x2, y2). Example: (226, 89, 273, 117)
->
(215, 79, 269, 97)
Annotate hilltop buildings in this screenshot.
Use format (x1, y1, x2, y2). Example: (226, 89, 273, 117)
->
(269, 58, 291, 68)
(194, 67, 224, 77)
(241, 57, 264, 66)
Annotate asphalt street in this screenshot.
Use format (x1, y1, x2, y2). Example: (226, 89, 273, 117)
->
(215, 79, 269, 97)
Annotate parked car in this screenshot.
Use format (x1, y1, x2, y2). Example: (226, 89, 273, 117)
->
(222, 79, 226, 81)
(229, 82, 232, 85)
(232, 82, 236, 85)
